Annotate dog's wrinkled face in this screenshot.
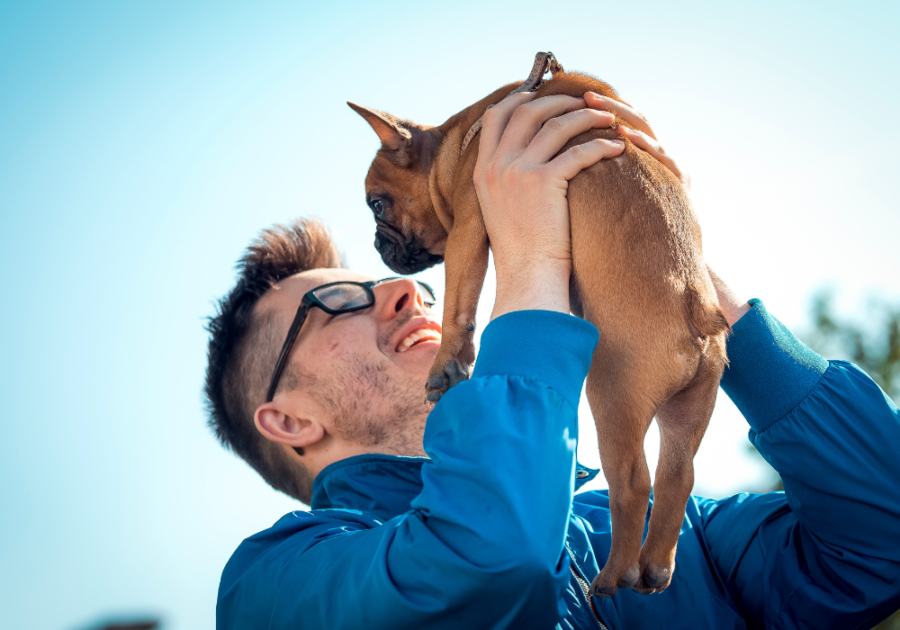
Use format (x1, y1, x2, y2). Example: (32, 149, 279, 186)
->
(349, 102, 448, 275)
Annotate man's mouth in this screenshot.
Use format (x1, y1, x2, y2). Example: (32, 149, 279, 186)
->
(396, 327, 442, 353)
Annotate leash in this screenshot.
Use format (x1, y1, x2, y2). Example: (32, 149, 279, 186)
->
(459, 51, 564, 155)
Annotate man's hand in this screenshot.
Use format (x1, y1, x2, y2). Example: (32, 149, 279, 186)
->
(583, 92, 690, 190)
(474, 92, 625, 319)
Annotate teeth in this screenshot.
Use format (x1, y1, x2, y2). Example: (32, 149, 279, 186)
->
(397, 329, 441, 352)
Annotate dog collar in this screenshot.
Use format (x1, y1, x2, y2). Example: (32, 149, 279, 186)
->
(459, 51, 564, 156)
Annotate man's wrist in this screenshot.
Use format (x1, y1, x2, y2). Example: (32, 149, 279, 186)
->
(721, 300, 751, 327)
(707, 267, 750, 327)
(720, 299, 829, 433)
(492, 261, 570, 319)
(474, 310, 598, 409)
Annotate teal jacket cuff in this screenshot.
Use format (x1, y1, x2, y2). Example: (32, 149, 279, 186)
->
(472, 310, 599, 411)
(720, 298, 829, 433)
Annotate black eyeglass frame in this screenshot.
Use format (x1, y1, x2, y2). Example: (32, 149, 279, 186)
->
(265, 277, 437, 402)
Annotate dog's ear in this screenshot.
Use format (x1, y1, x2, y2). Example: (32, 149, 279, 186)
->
(347, 101, 412, 152)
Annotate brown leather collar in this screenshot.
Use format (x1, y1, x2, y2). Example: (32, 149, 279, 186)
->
(459, 51, 564, 155)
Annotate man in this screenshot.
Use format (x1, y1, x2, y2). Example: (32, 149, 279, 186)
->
(206, 93, 900, 629)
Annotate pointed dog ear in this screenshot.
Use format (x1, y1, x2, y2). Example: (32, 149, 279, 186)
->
(348, 101, 413, 151)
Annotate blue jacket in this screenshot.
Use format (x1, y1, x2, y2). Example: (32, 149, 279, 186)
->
(217, 300, 900, 629)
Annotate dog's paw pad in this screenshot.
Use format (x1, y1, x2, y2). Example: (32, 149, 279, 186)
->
(618, 564, 641, 589)
(424, 359, 470, 404)
(443, 360, 468, 388)
(640, 564, 672, 592)
(589, 578, 617, 598)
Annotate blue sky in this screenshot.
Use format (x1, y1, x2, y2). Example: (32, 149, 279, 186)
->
(1, 1, 897, 628)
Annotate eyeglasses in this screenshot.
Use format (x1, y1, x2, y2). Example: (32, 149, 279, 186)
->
(265, 277, 437, 402)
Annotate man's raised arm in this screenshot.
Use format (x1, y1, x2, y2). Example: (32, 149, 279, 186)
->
(697, 287, 900, 629)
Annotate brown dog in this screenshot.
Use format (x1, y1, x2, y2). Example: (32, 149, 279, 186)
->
(348, 52, 729, 597)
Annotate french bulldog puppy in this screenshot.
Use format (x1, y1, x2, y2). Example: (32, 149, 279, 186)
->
(349, 53, 728, 597)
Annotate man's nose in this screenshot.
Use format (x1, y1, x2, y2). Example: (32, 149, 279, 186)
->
(375, 278, 426, 320)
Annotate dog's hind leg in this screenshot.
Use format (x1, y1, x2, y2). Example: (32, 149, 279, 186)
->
(636, 355, 724, 593)
(586, 355, 658, 598)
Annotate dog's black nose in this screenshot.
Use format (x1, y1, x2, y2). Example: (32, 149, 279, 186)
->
(375, 231, 442, 275)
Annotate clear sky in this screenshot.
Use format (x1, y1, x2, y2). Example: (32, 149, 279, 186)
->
(1, 1, 897, 629)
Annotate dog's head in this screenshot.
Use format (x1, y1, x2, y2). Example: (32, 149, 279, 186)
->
(348, 102, 448, 275)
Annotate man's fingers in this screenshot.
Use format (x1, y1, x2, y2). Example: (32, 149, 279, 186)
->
(521, 109, 616, 164)
(616, 125, 664, 157)
(477, 92, 536, 164)
(496, 94, 587, 155)
(584, 92, 657, 140)
(550, 138, 625, 182)
(617, 126, 684, 184)
(584, 91, 689, 186)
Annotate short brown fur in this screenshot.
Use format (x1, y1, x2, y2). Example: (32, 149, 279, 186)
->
(349, 65, 729, 596)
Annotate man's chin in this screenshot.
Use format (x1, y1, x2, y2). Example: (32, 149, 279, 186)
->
(384, 349, 438, 392)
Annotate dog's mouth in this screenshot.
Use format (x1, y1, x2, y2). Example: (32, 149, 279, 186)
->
(375, 222, 444, 275)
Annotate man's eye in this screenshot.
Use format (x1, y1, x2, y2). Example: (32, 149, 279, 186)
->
(370, 199, 385, 218)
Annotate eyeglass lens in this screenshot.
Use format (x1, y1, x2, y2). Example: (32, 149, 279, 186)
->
(311, 280, 437, 312)
(415, 282, 437, 306)
(312, 284, 372, 310)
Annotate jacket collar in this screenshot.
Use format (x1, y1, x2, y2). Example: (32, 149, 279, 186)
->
(310, 453, 601, 522)
(311, 454, 429, 522)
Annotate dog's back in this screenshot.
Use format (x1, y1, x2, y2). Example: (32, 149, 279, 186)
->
(536, 72, 729, 595)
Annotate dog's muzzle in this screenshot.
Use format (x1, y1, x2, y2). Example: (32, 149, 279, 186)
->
(375, 224, 443, 275)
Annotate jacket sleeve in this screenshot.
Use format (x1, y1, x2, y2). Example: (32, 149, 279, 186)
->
(217, 310, 598, 630)
(697, 299, 900, 630)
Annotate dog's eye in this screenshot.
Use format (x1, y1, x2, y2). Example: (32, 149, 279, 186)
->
(370, 199, 386, 218)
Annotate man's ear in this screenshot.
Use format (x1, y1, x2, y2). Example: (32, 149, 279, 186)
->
(347, 101, 413, 152)
(254, 401, 325, 454)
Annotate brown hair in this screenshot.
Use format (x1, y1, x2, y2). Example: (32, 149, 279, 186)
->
(205, 218, 344, 503)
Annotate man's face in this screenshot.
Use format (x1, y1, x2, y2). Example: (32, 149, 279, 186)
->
(255, 268, 442, 456)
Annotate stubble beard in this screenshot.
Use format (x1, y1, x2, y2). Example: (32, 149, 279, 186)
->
(313, 356, 429, 457)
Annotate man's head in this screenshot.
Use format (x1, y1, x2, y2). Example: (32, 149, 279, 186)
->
(205, 219, 441, 503)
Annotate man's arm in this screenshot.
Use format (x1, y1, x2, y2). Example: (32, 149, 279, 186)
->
(697, 297, 900, 629)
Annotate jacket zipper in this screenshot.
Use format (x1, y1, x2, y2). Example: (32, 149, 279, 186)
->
(567, 548, 609, 630)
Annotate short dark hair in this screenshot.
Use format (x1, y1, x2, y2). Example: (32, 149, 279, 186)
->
(205, 218, 344, 503)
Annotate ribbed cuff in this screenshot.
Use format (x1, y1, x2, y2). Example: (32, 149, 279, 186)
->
(720, 298, 829, 433)
(473, 310, 599, 410)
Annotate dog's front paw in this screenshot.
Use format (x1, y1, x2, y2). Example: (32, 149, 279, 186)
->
(424, 359, 470, 403)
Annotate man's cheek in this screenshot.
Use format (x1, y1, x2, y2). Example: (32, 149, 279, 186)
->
(320, 328, 379, 361)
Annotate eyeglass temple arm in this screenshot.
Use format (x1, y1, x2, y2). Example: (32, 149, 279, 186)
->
(265, 301, 312, 402)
